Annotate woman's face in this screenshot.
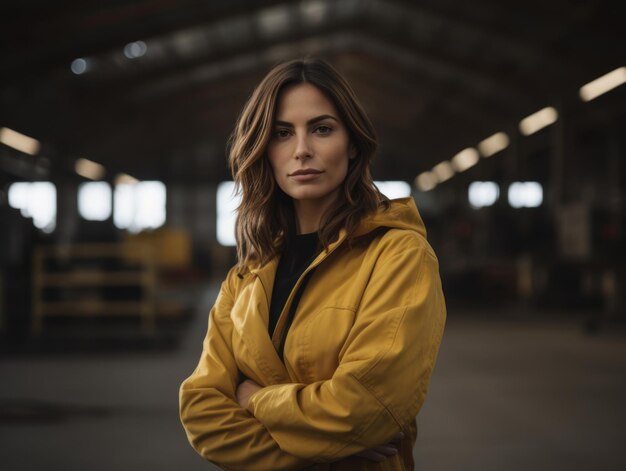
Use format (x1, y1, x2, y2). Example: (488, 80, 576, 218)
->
(267, 82, 355, 209)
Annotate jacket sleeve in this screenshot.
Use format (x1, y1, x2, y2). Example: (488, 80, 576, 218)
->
(246, 237, 446, 462)
(179, 268, 312, 471)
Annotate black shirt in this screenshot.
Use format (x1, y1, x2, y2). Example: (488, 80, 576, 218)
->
(268, 232, 320, 337)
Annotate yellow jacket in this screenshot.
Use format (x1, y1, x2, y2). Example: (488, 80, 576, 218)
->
(179, 197, 446, 470)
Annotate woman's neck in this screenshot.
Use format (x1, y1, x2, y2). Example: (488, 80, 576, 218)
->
(294, 202, 323, 234)
(292, 191, 339, 234)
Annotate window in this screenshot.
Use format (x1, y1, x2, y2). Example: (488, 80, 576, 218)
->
(216, 181, 239, 246)
(374, 181, 411, 199)
(508, 182, 543, 208)
(78, 182, 112, 221)
(468, 181, 499, 208)
(7, 182, 56, 232)
(114, 181, 166, 232)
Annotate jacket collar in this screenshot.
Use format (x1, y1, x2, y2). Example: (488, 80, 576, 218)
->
(249, 226, 349, 298)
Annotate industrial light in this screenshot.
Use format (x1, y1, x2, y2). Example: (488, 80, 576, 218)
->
(579, 66, 626, 102)
(115, 173, 139, 185)
(0, 127, 41, 155)
(301, 0, 328, 25)
(75, 158, 106, 180)
(468, 181, 499, 208)
(78, 182, 112, 221)
(508, 182, 543, 208)
(374, 181, 411, 199)
(519, 107, 558, 136)
(257, 5, 290, 36)
(478, 132, 510, 157)
(451, 148, 480, 172)
(71, 58, 88, 75)
(432, 161, 454, 183)
(124, 41, 147, 59)
(415, 171, 438, 192)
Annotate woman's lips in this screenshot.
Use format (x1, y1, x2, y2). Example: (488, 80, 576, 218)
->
(289, 169, 323, 182)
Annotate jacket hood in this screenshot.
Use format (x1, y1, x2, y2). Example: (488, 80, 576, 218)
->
(352, 197, 427, 239)
(245, 197, 426, 275)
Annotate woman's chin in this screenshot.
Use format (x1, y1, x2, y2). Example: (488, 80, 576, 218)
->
(289, 190, 338, 204)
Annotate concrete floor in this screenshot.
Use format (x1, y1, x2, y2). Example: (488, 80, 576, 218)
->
(1, 283, 625, 471)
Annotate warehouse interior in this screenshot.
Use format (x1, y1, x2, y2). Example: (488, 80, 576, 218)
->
(1, 1, 625, 470)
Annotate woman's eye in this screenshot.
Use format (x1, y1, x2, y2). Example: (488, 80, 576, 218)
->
(274, 129, 290, 139)
(315, 125, 332, 135)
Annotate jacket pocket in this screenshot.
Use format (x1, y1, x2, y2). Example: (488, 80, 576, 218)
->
(286, 306, 356, 383)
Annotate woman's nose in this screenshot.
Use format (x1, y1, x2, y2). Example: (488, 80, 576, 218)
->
(294, 134, 312, 160)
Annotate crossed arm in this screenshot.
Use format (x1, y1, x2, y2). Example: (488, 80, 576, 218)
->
(179, 274, 310, 471)
(236, 380, 404, 462)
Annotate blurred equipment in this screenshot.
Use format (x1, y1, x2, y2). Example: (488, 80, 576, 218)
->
(32, 242, 157, 335)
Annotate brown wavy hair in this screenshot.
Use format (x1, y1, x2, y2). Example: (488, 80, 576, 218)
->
(228, 58, 388, 270)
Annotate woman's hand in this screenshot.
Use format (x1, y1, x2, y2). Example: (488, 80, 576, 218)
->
(353, 431, 404, 462)
(236, 379, 263, 409)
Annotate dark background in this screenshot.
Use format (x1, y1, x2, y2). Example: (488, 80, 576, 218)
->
(1, 1, 625, 470)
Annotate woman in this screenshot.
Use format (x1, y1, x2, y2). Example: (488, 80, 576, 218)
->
(179, 58, 446, 470)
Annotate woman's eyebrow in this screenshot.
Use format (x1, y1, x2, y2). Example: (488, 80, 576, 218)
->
(274, 114, 339, 127)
